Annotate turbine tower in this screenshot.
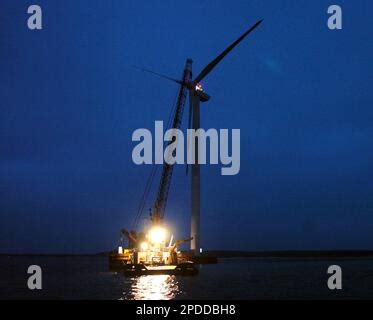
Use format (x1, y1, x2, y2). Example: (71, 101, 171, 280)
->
(135, 19, 263, 255)
(187, 20, 263, 254)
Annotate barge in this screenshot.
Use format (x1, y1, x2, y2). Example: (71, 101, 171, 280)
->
(109, 227, 201, 276)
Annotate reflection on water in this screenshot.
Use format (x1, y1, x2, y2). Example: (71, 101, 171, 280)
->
(123, 275, 181, 300)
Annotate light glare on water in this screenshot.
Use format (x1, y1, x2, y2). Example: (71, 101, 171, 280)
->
(123, 275, 180, 300)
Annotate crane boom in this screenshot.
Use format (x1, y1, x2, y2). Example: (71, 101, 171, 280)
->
(151, 59, 192, 224)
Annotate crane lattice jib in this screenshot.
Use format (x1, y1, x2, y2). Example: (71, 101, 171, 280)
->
(151, 59, 192, 224)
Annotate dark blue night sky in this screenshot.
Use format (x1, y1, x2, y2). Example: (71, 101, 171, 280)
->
(1, 1, 372, 253)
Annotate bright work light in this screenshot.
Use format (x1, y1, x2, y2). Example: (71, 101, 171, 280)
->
(148, 226, 167, 244)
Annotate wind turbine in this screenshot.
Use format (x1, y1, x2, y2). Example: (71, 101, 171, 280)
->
(135, 19, 263, 255)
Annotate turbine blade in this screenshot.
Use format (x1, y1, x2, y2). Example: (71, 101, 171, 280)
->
(193, 19, 263, 84)
(132, 65, 182, 84)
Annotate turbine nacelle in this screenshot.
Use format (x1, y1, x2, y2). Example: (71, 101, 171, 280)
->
(193, 85, 210, 102)
(183, 81, 210, 102)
